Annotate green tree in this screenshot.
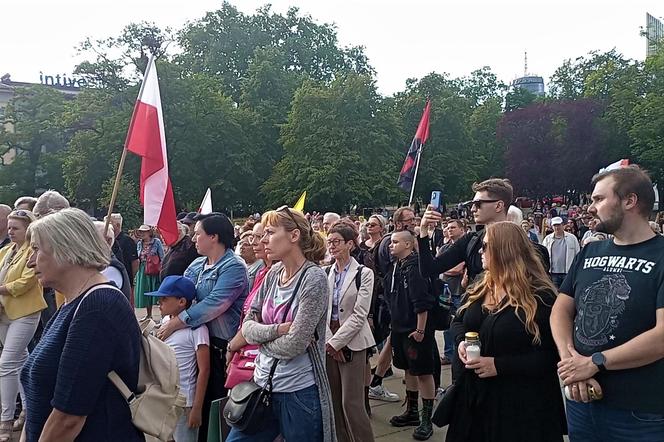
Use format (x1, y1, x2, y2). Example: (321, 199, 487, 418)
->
(74, 22, 172, 91)
(0, 86, 68, 202)
(629, 47, 664, 183)
(504, 87, 537, 112)
(177, 2, 372, 102)
(262, 74, 402, 212)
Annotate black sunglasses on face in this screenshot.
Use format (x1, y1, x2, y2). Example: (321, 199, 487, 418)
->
(480, 241, 488, 253)
(470, 199, 500, 209)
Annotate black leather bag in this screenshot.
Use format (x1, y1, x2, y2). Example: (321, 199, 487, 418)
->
(222, 266, 310, 432)
(222, 362, 277, 433)
(431, 382, 457, 427)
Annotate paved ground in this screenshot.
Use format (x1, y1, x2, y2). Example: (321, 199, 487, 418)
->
(137, 307, 451, 441)
(131, 309, 566, 442)
(370, 356, 452, 441)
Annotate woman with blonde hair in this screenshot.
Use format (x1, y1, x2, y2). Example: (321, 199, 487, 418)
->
(445, 221, 566, 442)
(226, 206, 336, 442)
(0, 210, 45, 441)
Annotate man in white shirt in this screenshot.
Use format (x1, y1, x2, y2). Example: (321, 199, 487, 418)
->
(542, 217, 581, 288)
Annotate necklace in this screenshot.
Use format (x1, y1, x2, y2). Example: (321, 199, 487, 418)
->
(280, 261, 306, 285)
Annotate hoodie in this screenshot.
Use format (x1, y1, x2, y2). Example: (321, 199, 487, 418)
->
(384, 252, 435, 333)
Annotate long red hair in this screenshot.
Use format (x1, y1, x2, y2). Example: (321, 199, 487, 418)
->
(458, 222, 555, 344)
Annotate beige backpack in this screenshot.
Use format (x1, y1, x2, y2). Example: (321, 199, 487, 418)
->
(107, 317, 187, 441)
(74, 285, 186, 441)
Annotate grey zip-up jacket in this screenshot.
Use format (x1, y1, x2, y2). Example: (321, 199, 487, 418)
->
(242, 262, 337, 442)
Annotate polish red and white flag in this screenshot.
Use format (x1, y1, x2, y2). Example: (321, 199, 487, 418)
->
(125, 56, 178, 245)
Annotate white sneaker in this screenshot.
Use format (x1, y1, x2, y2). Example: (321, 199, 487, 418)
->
(368, 385, 401, 402)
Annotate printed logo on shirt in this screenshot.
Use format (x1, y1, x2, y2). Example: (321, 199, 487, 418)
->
(582, 256, 656, 274)
(575, 274, 631, 347)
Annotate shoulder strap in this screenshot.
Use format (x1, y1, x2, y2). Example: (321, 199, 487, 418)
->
(108, 371, 135, 403)
(73, 283, 124, 319)
(266, 265, 312, 391)
(279, 265, 311, 323)
(355, 265, 364, 290)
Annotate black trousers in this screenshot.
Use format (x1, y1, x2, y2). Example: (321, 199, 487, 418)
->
(198, 336, 228, 442)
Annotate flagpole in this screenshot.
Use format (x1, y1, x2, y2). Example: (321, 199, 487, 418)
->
(103, 54, 156, 236)
(408, 145, 424, 206)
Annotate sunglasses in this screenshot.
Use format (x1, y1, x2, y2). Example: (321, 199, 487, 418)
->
(470, 199, 500, 209)
(365, 223, 380, 228)
(480, 242, 488, 254)
(276, 205, 312, 235)
(12, 210, 30, 217)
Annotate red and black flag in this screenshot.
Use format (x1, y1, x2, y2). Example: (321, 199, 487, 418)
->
(397, 100, 431, 191)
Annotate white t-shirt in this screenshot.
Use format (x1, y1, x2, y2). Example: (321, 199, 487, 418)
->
(162, 316, 210, 407)
(101, 266, 123, 288)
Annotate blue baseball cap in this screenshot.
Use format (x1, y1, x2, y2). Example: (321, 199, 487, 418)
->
(147, 276, 197, 301)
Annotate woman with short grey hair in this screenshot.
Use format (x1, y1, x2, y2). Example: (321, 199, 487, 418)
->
(20, 208, 142, 442)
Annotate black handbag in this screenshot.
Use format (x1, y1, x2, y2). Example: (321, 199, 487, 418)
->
(223, 361, 278, 433)
(431, 382, 458, 427)
(222, 266, 310, 432)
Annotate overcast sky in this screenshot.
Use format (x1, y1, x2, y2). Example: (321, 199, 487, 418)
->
(2, 0, 662, 95)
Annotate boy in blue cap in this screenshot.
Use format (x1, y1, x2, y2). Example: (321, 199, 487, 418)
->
(148, 276, 210, 442)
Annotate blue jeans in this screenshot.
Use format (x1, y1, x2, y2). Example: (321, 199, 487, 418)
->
(567, 400, 664, 442)
(226, 384, 323, 442)
(443, 294, 462, 360)
(551, 273, 567, 289)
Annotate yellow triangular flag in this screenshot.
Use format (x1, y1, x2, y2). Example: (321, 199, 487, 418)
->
(293, 191, 306, 211)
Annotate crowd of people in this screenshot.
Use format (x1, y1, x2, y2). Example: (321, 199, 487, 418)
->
(0, 164, 660, 442)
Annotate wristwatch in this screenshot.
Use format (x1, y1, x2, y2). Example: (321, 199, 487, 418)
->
(591, 352, 607, 372)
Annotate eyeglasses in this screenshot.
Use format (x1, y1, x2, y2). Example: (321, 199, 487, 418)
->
(246, 234, 261, 245)
(469, 199, 500, 209)
(326, 239, 344, 247)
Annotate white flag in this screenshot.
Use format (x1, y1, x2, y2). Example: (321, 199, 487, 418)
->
(599, 159, 629, 173)
(198, 188, 212, 215)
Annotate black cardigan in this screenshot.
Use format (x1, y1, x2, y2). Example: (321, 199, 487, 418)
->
(446, 290, 567, 442)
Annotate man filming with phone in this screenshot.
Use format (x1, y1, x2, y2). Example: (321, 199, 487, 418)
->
(418, 179, 549, 376)
(419, 179, 519, 282)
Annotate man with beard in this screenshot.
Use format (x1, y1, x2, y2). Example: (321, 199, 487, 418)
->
(551, 166, 664, 441)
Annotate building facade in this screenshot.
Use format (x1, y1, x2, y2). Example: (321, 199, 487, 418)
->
(647, 13, 664, 57)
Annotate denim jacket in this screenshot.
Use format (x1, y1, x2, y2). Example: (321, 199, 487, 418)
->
(180, 250, 248, 340)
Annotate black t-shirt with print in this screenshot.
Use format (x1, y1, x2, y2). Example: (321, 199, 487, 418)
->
(560, 234, 664, 413)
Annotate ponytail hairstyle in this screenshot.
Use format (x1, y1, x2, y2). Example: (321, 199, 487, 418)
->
(262, 207, 326, 263)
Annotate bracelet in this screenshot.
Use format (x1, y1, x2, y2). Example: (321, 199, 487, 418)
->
(415, 329, 425, 335)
